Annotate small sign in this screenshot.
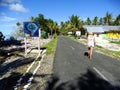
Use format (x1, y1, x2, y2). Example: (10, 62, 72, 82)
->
(24, 22, 39, 37)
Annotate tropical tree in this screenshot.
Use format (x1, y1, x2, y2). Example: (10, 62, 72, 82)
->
(60, 22, 65, 28)
(92, 16, 98, 25)
(64, 21, 72, 31)
(47, 19, 54, 35)
(69, 15, 81, 29)
(85, 17, 91, 25)
(47, 19, 59, 35)
(0, 32, 5, 41)
(104, 12, 112, 25)
(12, 22, 24, 39)
(34, 14, 45, 29)
(16, 22, 21, 26)
(114, 14, 120, 25)
(59, 22, 68, 35)
(30, 16, 35, 22)
(33, 14, 51, 37)
(53, 22, 59, 35)
(59, 15, 83, 35)
(78, 24, 86, 35)
(99, 18, 104, 25)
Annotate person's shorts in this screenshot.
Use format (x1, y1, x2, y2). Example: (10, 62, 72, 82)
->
(88, 46, 94, 50)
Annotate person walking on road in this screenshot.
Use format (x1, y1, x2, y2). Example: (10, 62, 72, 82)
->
(86, 32, 96, 60)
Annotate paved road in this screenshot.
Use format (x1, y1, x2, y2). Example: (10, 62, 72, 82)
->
(47, 36, 120, 90)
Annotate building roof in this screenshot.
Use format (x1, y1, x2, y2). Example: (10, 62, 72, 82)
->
(84, 26, 104, 33)
(83, 25, 120, 33)
(102, 26, 120, 31)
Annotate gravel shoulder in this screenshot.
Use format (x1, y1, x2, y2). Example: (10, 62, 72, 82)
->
(29, 54, 54, 90)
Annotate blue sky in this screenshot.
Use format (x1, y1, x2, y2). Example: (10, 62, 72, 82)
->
(0, 0, 120, 37)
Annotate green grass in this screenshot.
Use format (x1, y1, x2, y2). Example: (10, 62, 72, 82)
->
(96, 47, 120, 60)
(110, 41, 120, 44)
(42, 36, 57, 54)
(96, 45, 103, 48)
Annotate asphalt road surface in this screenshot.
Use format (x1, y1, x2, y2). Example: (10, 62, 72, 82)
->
(47, 36, 120, 90)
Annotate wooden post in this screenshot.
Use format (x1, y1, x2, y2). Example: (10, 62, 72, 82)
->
(38, 28, 41, 54)
(24, 37, 27, 57)
(38, 37, 40, 54)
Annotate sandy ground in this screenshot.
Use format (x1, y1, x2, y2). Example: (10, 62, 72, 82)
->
(95, 37, 120, 51)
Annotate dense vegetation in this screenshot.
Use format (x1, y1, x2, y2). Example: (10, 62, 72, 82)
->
(13, 12, 120, 39)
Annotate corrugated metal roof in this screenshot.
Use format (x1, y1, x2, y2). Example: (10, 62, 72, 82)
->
(102, 26, 120, 31)
(84, 26, 104, 33)
(83, 25, 120, 32)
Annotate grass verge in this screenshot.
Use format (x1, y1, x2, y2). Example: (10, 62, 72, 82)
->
(96, 47, 120, 60)
(42, 36, 57, 54)
(110, 41, 120, 44)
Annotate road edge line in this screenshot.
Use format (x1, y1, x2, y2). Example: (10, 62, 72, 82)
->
(93, 67, 108, 81)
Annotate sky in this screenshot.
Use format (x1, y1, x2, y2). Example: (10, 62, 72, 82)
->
(0, 0, 120, 38)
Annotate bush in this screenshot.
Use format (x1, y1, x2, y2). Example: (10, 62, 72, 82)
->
(0, 32, 5, 41)
(41, 31, 48, 39)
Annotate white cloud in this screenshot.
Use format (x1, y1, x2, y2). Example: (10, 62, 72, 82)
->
(1, 0, 21, 3)
(0, 14, 16, 22)
(0, 0, 29, 13)
(9, 3, 29, 13)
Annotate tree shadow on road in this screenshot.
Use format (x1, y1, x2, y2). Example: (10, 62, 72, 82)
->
(47, 69, 120, 90)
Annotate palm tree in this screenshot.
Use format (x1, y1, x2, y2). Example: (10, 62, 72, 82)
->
(30, 16, 35, 22)
(99, 18, 104, 25)
(53, 22, 58, 35)
(59, 22, 66, 35)
(35, 14, 51, 35)
(0, 32, 5, 41)
(66, 23, 72, 30)
(14, 22, 24, 38)
(47, 19, 54, 35)
(114, 14, 120, 25)
(92, 16, 98, 25)
(69, 15, 81, 30)
(104, 12, 112, 25)
(86, 17, 91, 25)
(35, 14, 45, 28)
(60, 21, 65, 29)
(47, 19, 59, 35)
(16, 22, 21, 26)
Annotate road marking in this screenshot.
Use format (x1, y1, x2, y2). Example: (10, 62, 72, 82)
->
(93, 67, 108, 81)
(70, 46, 75, 50)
